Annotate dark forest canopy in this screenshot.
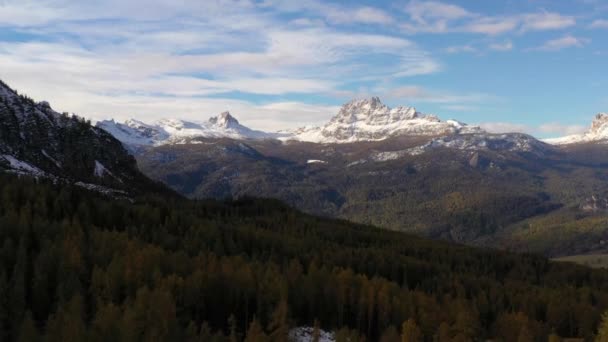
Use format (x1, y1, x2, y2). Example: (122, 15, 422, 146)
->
(1, 174, 608, 341)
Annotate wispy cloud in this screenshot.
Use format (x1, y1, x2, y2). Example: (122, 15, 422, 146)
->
(480, 121, 587, 136)
(0, 0, 443, 129)
(538, 122, 587, 136)
(444, 45, 477, 54)
(479, 122, 534, 134)
(536, 35, 590, 51)
(400, 1, 575, 35)
(489, 40, 513, 51)
(383, 85, 495, 111)
(589, 19, 608, 29)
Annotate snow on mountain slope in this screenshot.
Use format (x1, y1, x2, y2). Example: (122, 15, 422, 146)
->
(411, 133, 552, 155)
(97, 112, 273, 146)
(99, 97, 550, 156)
(283, 97, 484, 143)
(545, 113, 608, 145)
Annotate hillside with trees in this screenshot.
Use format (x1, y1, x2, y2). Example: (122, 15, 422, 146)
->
(2, 174, 608, 341)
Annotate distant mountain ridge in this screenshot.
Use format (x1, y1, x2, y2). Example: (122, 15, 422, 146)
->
(97, 111, 274, 147)
(99, 97, 552, 154)
(545, 113, 608, 145)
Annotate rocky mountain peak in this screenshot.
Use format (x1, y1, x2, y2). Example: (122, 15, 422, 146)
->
(546, 113, 608, 145)
(590, 113, 608, 134)
(333, 97, 393, 124)
(209, 111, 240, 128)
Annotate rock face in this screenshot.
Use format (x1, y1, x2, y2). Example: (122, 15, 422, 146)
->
(286, 97, 484, 143)
(545, 113, 608, 145)
(0, 79, 155, 194)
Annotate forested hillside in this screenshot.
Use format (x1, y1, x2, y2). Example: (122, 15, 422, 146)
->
(1, 174, 608, 341)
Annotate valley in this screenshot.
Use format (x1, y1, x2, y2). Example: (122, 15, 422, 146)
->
(99, 97, 608, 257)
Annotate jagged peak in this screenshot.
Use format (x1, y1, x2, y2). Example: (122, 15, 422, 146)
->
(330, 97, 422, 126)
(209, 111, 240, 128)
(591, 113, 608, 132)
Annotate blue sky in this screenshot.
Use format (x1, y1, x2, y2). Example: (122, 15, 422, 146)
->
(0, 0, 607, 137)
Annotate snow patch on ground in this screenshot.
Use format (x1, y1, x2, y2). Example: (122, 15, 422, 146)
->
(307, 159, 328, 164)
(0, 154, 46, 176)
(289, 327, 335, 342)
(94, 160, 110, 178)
(41, 149, 61, 168)
(93, 160, 122, 183)
(74, 182, 129, 197)
(346, 159, 367, 167)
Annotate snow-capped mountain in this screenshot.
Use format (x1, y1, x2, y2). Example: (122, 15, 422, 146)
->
(545, 113, 608, 145)
(97, 111, 273, 146)
(284, 97, 483, 143)
(100, 97, 486, 147)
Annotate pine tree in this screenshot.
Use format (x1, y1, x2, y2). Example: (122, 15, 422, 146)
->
(229, 314, 239, 342)
(380, 325, 400, 342)
(17, 311, 39, 342)
(517, 325, 534, 342)
(401, 319, 422, 342)
(597, 312, 608, 342)
(0, 271, 9, 342)
(548, 332, 561, 342)
(9, 237, 28, 340)
(245, 318, 269, 342)
(268, 299, 289, 342)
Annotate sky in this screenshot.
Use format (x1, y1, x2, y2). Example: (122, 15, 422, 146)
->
(0, 0, 607, 137)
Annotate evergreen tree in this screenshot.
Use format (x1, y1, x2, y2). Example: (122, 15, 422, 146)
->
(17, 311, 39, 342)
(245, 318, 269, 342)
(402, 319, 422, 342)
(597, 312, 608, 342)
(268, 300, 289, 342)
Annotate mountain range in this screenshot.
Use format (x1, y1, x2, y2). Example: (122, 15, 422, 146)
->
(92, 97, 608, 257)
(98, 96, 608, 149)
(3, 77, 608, 340)
(3, 75, 608, 257)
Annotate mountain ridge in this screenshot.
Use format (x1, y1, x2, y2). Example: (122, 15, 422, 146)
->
(545, 113, 608, 145)
(97, 97, 523, 148)
(0, 79, 166, 196)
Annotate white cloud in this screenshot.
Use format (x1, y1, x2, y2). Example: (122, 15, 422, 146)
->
(401, 1, 575, 36)
(0, 1, 444, 130)
(538, 122, 587, 135)
(519, 12, 576, 32)
(0, 0, 65, 26)
(261, 0, 394, 25)
(536, 35, 590, 51)
(479, 122, 533, 134)
(327, 6, 394, 25)
(489, 41, 513, 51)
(589, 19, 608, 29)
(383, 85, 494, 108)
(404, 1, 471, 24)
(480, 121, 587, 136)
(464, 17, 519, 35)
(444, 45, 477, 54)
